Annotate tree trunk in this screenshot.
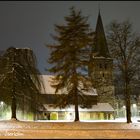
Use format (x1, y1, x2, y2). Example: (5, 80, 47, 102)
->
(74, 93, 79, 121)
(126, 98, 131, 123)
(125, 87, 132, 123)
(124, 61, 132, 123)
(11, 53, 17, 120)
(72, 62, 79, 122)
(11, 96, 17, 120)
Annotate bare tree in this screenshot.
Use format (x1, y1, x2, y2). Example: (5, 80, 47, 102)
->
(106, 20, 140, 123)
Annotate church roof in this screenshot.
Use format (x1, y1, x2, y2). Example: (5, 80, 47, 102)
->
(40, 75, 97, 96)
(42, 103, 114, 112)
(94, 12, 110, 58)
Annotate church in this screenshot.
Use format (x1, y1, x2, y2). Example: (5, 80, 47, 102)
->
(36, 11, 115, 121)
(0, 11, 115, 121)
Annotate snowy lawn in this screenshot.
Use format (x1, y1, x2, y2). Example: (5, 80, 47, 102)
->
(0, 118, 140, 130)
(0, 119, 140, 139)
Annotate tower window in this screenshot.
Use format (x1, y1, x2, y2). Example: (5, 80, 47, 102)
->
(103, 73, 104, 77)
(99, 63, 102, 69)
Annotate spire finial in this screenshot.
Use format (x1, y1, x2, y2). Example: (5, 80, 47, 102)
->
(98, 1, 101, 15)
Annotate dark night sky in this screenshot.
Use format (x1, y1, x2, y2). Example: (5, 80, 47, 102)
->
(0, 1, 140, 74)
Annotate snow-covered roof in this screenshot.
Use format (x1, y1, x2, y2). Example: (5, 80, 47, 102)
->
(40, 75, 97, 96)
(40, 75, 58, 94)
(43, 103, 114, 112)
(80, 103, 114, 112)
(15, 48, 32, 50)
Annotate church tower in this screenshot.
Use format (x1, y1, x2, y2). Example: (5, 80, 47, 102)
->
(89, 11, 115, 107)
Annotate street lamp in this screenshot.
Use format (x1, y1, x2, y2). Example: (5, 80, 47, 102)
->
(123, 105, 126, 109)
(0, 101, 4, 106)
(133, 104, 137, 108)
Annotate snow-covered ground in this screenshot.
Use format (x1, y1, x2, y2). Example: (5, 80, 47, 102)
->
(36, 117, 140, 123)
(1, 117, 140, 123)
(0, 119, 140, 139)
(1, 118, 140, 130)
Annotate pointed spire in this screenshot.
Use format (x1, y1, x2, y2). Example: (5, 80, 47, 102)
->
(94, 10, 110, 58)
(98, 1, 100, 15)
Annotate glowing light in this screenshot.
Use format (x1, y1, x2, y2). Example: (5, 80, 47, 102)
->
(0, 101, 4, 106)
(133, 104, 137, 108)
(123, 106, 126, 109)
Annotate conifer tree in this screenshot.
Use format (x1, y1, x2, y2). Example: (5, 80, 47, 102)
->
(47, 7, 93, 121)
(0, 47, 43, 120)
